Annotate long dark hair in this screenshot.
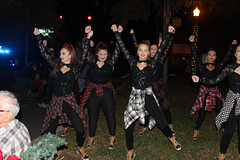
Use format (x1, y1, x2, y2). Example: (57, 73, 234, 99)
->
(206, 48, 217, 55)
(55, 43, 77, 72)
(232, 44, 240, 62)
(94, 41, 108, 55)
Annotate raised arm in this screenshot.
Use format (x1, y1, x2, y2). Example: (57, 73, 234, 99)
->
(111, 24, 136, 68)
(76, 30, 93, 72)
(189, 35, 203, 69)
(75, 25, 92, 60)
(107, 43, 120, 68)
(216, 40, 237, 70)
(151, 26, 175, 68)
(158, 33, 174, 65)
(130, 29, 138, 49)
(107, 25, 123, 67)
(33, 28, 58, 67)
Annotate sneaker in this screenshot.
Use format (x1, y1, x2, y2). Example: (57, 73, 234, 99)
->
(193, 129, 199, 140)
(168, 136, 181, 151)
(169, 124, 176, 136)
(138, 127, 148, 136)
(127, 149, 136, 160)
(38, 102, 47, 108)
(216, 153, 226, 160)
(54, 150, 64, 160)
(87, 137, 95, 148)
(108, 136, 115, 149)
(76, 147, 89, 160)
(60, 127, 68, 136)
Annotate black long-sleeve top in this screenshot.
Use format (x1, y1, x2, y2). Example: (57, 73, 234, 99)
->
(86, 43, 120, 84)
(152, 35, 173, 82)
(130, 32, 174, 82)
(200, 63, 240, 94)
(75, 33, 93, 79)
(130, 32, 138, 49)
(115, 31, 173, 90)
(191, 42, 232, 88)
(36, 34, 89, 97)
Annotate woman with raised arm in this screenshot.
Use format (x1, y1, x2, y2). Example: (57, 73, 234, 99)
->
(130, 29, 176, 136)
(192, 40, 237, 160)
(112, 24, 181, 160)
(79, 27, 120, 150)
(33, 26, 93, 160)
(189, 35, 232, 140)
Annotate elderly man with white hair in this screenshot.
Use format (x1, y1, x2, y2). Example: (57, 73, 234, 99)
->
(0, 90, 31, 160)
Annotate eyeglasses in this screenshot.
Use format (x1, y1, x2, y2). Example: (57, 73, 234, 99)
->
(0, 110, 9, 112)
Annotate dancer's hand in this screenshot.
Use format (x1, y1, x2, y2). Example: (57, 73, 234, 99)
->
(232, 40, 237, 45)
(33, 28, 40, 35)
(192, 75, 199, 83)
(168, 26, 175, 34)
(118, 25, 123, 33)
(130, 29, 134, 34)
(85, 25, 92, 33)
(189, 35, 194, 42)
(87, 31, 93, 39)
(43, 40, 47, 47)
(111, 24, 117, 32)
(90, 40, 94, 47)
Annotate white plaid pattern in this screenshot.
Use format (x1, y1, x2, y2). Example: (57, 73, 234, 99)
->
(124, 86, 159, 130)
(0, 119, 31, 160)
(215, 89, 240, 130)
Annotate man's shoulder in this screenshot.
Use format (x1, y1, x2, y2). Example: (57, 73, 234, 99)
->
(4, 119, 30, 139)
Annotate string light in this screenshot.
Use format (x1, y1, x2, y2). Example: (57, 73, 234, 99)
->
(191, 25, 199, 75)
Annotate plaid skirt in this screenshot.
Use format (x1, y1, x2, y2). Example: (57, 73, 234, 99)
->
(124, 86, 159, 130)
(152, 78, 170, 111)
(215, 89, 240, 130)
(41, 92, 86, 134)
(190, 85, 224, 118)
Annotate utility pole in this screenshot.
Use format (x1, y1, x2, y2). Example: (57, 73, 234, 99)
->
(163, 0, 171, 84)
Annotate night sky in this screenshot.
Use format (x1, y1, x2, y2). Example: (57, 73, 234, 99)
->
(1, 0, 240, 67)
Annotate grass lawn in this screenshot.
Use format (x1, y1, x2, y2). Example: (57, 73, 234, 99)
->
(60, 75, 239, 160)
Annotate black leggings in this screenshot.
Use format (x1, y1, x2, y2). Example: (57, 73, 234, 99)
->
(46, 101, 85, 147)
(143, 109, 172, 127)
(86, 88, 116, 137)
(195, 94, 223, 130)
(220, 105, 240, 154)
(125, 94, 172, 150)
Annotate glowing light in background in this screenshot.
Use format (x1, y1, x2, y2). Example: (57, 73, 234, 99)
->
(0, 46, 10, 54)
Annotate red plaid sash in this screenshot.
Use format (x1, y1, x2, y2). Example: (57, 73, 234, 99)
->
(80, 81, 115, 108)
(152, 79, 170, 111)
(190, 85, 224, 118)
(41, 92, 86, 134)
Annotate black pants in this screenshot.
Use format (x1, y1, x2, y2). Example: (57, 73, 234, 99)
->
(125, 94, 172, 150)
(86, 88, 116, 137)
(45, 101, 85, 147)
(220, 105, 240, 154)
(143, 109, 172, 127)
(195, 94, 223, 130)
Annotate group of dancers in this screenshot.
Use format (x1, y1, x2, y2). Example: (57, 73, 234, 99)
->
(191, 36, 239, 160)
(33, 23, 239, 160)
